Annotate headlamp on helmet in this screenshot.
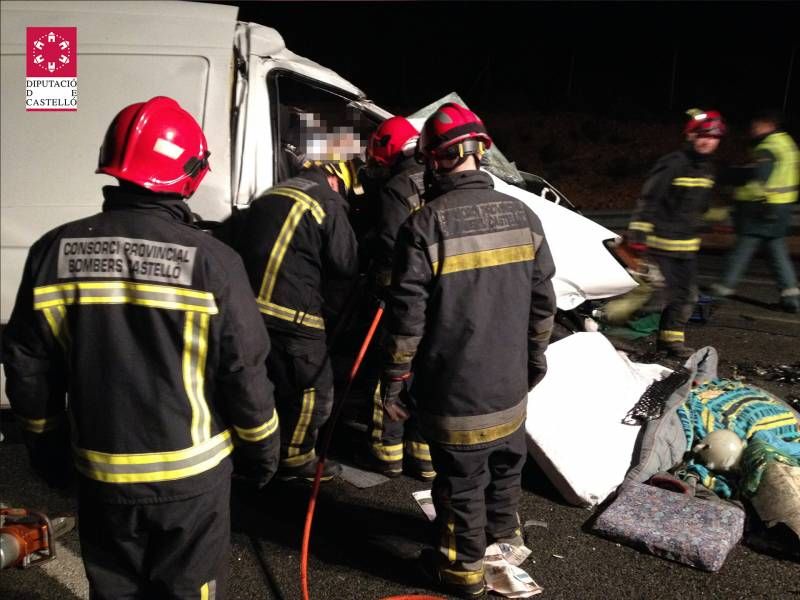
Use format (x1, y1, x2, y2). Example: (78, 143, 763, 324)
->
(684, 107, 726, 138)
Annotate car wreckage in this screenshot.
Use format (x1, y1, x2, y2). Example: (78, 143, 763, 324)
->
(0, 0, 636, 405)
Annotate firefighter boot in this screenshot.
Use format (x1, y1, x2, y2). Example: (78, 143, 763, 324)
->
(657, 342, 696, 359)
(278, 458, 342, 483)
(417, 548, 486, 599)
(352, 446, 403, 478)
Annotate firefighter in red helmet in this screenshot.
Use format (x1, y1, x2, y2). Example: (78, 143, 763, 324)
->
(627, 108, 725, 358)
(353, 115, 435, 480)
(379, 103, 556, 598)
(2, 96, 279, 599)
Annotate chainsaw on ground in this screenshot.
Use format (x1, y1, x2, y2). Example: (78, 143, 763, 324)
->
(0, 507, 75, 569)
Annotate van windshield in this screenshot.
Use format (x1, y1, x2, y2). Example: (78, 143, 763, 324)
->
(269, 72, 379, 182)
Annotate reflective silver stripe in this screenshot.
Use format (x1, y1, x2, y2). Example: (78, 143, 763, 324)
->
(73, 430, 233, 483)
(33, 282, 218, 314)
(41, 305, 71, 351)
(256, 300, 325, 330)
(629, 221, 654, 233)
(672, 177, 714, 188)
(183, 312, 212, 445)
(386, 334, 422, 365)
(270, 187, 325, 223)
(234, 410, 279, 442)
(427, 228, 532, 266)
(533, 314, 555, 334)
(288, 388, 315, 457)
(425, 398, 526, 432)
(17, 414, 65, 434)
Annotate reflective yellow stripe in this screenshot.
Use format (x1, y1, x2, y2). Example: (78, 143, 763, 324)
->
(440, 568, 485, 586)
(747, 413, 798, 438)
(371, 381, 385, 443)
(428, 413, 525, 446)
(404, 440, 431, 461)
(629, 221, 654, 233)
(281, 448, 315, 468)
(33, 281, 218, 314)
(73, 430, 233, 483)
(234, 411, 279, 442)
(441, 514, 457, 563)
(659, 330, 685, 342)
(288, 388, 315, 456)
(371, 444, 403, 461)
(41, 305, 70, 352)
(256, 189, 326, 305)
(433, 244, 534, 276)
(672, 177, 714, 188)
(196, 313, 211, 441)
(646, 236, 701, 252)
(183, 312, 211, 445)
(270, 187, 326, 224)
(256, 300, 325, 330)
(17, 414, 65, 434)
(258, 202, 307, 302)
(200, 583, 209, 600)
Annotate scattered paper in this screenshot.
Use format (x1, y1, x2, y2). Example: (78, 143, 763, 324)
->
(412, 489, 437, 522)
(484, 543, 543, 598)
(524, 519, 548, 529)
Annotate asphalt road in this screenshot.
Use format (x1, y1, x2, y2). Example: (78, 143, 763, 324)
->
(2, 251, 799, 600)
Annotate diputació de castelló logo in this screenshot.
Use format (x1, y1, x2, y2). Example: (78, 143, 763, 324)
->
(26, 27, 78, 111)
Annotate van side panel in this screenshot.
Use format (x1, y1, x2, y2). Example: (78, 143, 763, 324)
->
(1, 1, 238, 324)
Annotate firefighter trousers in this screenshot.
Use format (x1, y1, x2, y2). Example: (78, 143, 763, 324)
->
(366, 379, 433, 475)
(428, 425, 526, 590)
(652, 253, 698, 346)
(78, 478, 230, 600)
(266, 330, 334, 469)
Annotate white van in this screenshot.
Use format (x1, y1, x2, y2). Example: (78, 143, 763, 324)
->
(0, 1, 636, 403)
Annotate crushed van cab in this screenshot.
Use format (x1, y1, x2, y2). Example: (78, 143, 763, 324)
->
(0, 0, 635, 403)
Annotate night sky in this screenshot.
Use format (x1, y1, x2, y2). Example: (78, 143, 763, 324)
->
(214, 1, 799, 127)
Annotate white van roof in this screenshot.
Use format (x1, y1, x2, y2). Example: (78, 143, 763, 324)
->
(0, 1, 239, 50)
(1, 0, 365, 99)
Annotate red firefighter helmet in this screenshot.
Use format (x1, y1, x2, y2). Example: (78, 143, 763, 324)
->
(418, 102, 493, 160)
(97, 96, 210, 198)
(367, 116, 420, 168)
(684, 108, 726, 138)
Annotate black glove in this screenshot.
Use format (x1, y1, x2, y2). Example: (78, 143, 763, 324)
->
(380, 373, 411, 422)
(528, 354, 548, 391)
(232, 437, 280, 490)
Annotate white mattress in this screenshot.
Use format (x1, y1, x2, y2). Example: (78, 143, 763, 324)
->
(525, 332, 670, 507)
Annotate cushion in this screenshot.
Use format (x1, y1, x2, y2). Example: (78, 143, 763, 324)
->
(591, 481, 745, 571)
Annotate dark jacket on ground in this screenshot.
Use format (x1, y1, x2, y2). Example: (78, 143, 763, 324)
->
(383, 170, 556, 447)
(227, 168, 359, 339)
(372, 158, 427, 290)
(628, 148, 716, 258)
(2, 187, 279, 504)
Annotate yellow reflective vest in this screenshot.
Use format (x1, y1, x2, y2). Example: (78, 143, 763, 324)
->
(734, 131, 799, 205)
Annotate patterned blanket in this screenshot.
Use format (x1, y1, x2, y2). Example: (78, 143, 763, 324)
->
(676, 379, 800, 498)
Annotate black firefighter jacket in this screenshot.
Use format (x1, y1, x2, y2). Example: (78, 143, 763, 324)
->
(383, 170, 557, 448)
(628, 148, 716, 258)
(229, 168, 359, 339)
(372, 158, 427, 291)
(2, 187, 279, 504)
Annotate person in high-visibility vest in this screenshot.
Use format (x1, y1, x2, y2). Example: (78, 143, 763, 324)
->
(710, 110, 799, 313)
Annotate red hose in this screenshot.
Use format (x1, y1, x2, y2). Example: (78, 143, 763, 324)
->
(300, 304, 384, 600)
